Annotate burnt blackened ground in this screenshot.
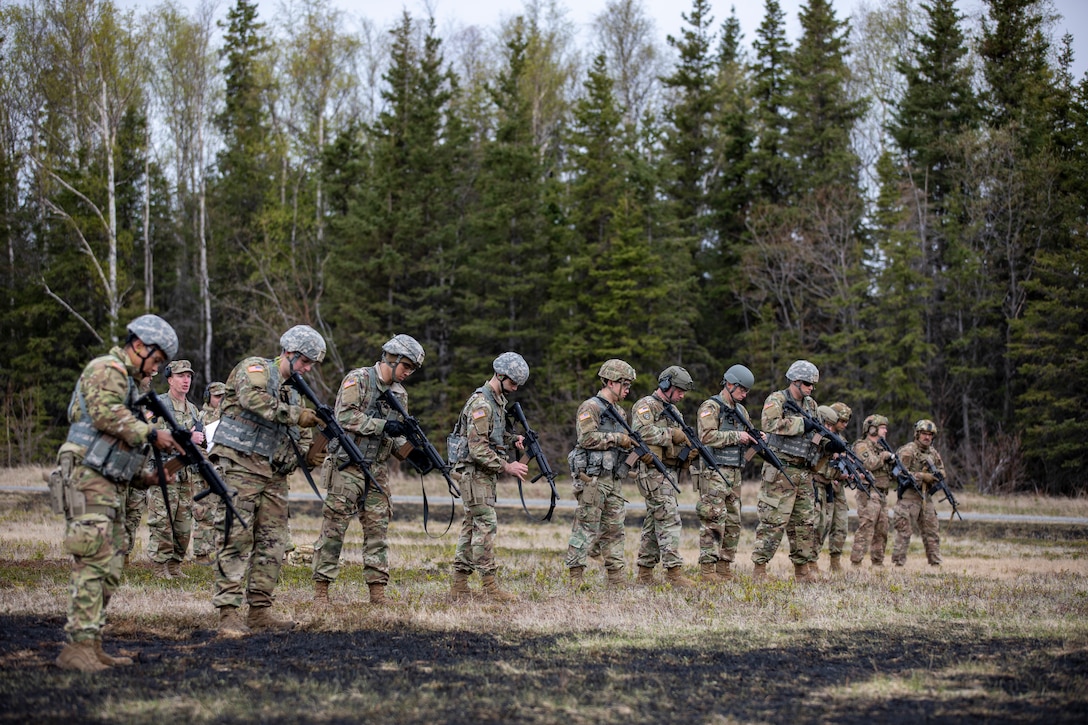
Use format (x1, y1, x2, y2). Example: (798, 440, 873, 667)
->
(2, 613, 1086, 724)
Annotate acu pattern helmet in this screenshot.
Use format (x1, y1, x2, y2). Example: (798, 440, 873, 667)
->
(658, 365, 694, 391)
(382, 334, 425, 367)
(280, 325, 326, 363)
(722, 364, 754, 389)
(598, 359, 636, 384)
(785, 359, 819, 384)
(493, 352, 530, 386)
(863, 414, 889, 436)
(127, 314, 179, 361)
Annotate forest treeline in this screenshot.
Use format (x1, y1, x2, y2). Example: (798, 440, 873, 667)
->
(1, 0, 1085, 494)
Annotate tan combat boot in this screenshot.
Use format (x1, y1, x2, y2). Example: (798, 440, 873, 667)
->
(809, 559, 821, 576)
(450, 569, 472, 600)
(94, 637, 133, 666)
(368, 582, 388, 605)
(606, 568, 627, 588)
(699, 562, 724, 583)
(794, 563, 816, 583)
(247, 606, 296, 632)
(829, 554, 843, 573)
(665, 567, 695, 588)
(752, 562, 768, 582)
(217, 606, 251, 637)
(55, 641, 109, 672)
(153, 561, 173, 580)
(480, 574, 517, 602)
(636, 565, 656, 585)
(716, 560, 734, 582)
(166, 560, 188, 579)
(314, 580, 330, 605)
(568, 566, 586, 587)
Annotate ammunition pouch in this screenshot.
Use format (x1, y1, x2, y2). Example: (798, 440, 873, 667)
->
(712, 445, 744, 469)
(446, 433, 469, 466)
(766, 432, 818, 466)
(215, 411, 287, 459)
(66, 419, 148, 484)
(463, 476, 496, 507)
(578, 477, 601, 507)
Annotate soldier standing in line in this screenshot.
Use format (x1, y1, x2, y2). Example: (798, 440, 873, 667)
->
(564, 359, 637, 588)
(146, 359, 205, 579)
(892, 419, 946, 567)
(53, 315, 183, 671)
(849, 414, 894, 568)
(752, 360, 825, 583)
(209, 325, 324, 636)
(632, 366, 696, 588)
(813, 402, 852, 574)
(694, 365, 761, 583)
(448, 353, 530, 602)
(120, 375, 153, 568)
(191, 382, 227, 565)
(311, 335, 424, 606)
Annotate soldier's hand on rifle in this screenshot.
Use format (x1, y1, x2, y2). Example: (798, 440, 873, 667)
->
(383, 419, 408, 438)
(297, 408, 320, 428)
(150, 429, 182, 455)
(514, 434, 526, 452)
(305, 446, 325, 469)
(802, 415, 820, 434)
(881, 451, 895, 464)
(503, 459, 529, 481)
(135, 468, 176, 490)
(738, 431, 755, 445)
(639, 452, 655, 465)
(191, 429, 205, 446)
(916, 471, 936, 485)
(670, 427, 688, 445)
(615, 433, 633, 449)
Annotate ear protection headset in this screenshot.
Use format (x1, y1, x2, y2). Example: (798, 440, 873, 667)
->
(658, 375, 673, 392)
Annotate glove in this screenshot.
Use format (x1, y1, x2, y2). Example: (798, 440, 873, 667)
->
(305, 446, 325, 469)
(383, 419, 408, 438)
(297, 408, 320, 428)
(670, 427, 688, 445)
(639, 452, 655, 465)
(802, 416, 820, 434)
(615, 433, 633, 449)
(881, 451, 895, 464)
(916, 471, 936, 485)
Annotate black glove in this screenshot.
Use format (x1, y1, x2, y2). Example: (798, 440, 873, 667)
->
(383, 419, 408, 438)
(802, 416, 820, 434)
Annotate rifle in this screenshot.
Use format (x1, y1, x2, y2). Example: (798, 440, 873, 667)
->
(877, 437, 923, 500)
(506, 402, 560, 522)
(720, 406, 793, 484)
(594, 396, 679, 494)
(136, 392, 248, 544)
(924, 459, 963, 522)
(661, 403, 729, 486)
(830, 454, 873, 495)
(287, 372, 384, 498)
(783, 400, 876, 490)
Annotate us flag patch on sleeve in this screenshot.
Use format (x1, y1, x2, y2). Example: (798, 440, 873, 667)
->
(247, 364, 264, 373)
(343, 378, 357, 389)
(472, 409, 487, 420)
(578, 411, 592, 421)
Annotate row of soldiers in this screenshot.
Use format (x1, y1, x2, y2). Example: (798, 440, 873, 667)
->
(50, 315, 948, 672)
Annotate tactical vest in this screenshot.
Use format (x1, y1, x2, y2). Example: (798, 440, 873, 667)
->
(448, 386, 505, 467)
(569, 397, 626, 478)
(765, 391, 821, 465)
(329, 367, 399, 465)
(64, 358, 148, 484)
(708, 396, 746, 468)
(157, 392, 201, 478)
(215, 359, 292, 460)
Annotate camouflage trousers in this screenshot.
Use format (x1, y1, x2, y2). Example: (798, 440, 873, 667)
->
(815, 479, 848, 556)
(454, 474, 498, 576)
(564, 474, 626, 572)
(122, 484, 146, 556)
(850, 487, 889, 564)
(695, 468, 741, 565)
(635, 465, 683, 570)
(191, 496, 225, 559)
(752, 463, 816, 566)
(312, 465, 393, 585)
(146, 476, 193, 564)
(211, 458, 290, 609)
(892, 492, 941, 566)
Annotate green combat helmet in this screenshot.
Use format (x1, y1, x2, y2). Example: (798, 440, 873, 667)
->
(658, 365, 694, 391)
(785, 359, 819, 384)
(598, 359, 636, 383)
(382, 334, 425, 367)
(863, 414, 888, 436)
(493, 352, 530, 386)
(280, 325, 326, 363)
(722, 364, 754, 389)
(830, 402, 852, 423)
(127, 314, 179, 361)
(817, 405, 840, 426)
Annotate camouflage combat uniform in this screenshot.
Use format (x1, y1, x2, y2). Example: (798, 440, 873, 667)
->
(56, 347, 155, 644)
(850, 438, 893, 565)
(892, 441, 945, 566)
(209, 357, 310, 610)
(312, 366, 407, 586)
(631, 394, 686, 572)
(146, 392, 202, 566)
(752, 391, 821, 568)
(121, 377, 154, 561)
(564, 396, 630, 574)
(694, 395, 748, 568)
(451, 383, 516, 577)
(191, 394, 226, 561)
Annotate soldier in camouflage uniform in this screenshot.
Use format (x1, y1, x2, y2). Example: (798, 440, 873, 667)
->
(311, 335, 424, 606)
(632, 366, 696, 588)
(849, 414, 894, 568)
(146, 360, 205, 579)
(694, 365, 762, 583)
(449, 353, 530, 602)
(752, 360, 826, 583)
(191, 382, 227, 564)
(53, 315, 183, 672)
(813, 402, 852, 574)
(892, 419, 946, 567)
(564, 359, 637, 588)
(209, 325, 324, 635)
(121, 375, 154, 567)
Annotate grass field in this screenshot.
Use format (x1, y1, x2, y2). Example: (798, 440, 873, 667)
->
(1, 465, 1086, 723)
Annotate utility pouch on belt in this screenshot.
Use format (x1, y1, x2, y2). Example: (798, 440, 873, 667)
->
(464, 478, 496, 507)
(47, 467, 67, 516)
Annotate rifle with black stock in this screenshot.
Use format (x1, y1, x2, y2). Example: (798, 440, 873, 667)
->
(877, 437, 923, 500)
(136, 392, 248, 544)
(924, 459, 963, 522)
(720, 406, 793, 484)
(783, 399, 875, 490)
(661, 403, 729, 485)
(830, 453, 874, 495)
(507, 402, 560, 522)
(594, 396, 679, 494)
(287, 371, 384, 498)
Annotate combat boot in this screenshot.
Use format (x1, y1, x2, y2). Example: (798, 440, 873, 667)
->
(153, 561, 173, 580)
(568, 566, 586, 587)
(699, 562, 724, 583)
(716, 560, 734, 582)
(809, 559, 821, 576)
(606, 568, 627, 589)
(665, 567, 695, 588)
(56, 641, 109, 672)
(829, 554, 843, 573)
(94, 637, 133, 666)
(450, 569, 472, 600)
(752, 563, 768, 582)
(480, 574, 517, 603)
(368, 583, 388, 606)
(246, 606, 296, 632)
(636, 565, 656, 585)
(794, 563, 816, 583)
(166, 560, 188, 579)
(314, 580, 330, 605)
(217, 606, 251, 637)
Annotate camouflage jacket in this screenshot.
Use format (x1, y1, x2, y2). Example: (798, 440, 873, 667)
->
(455, 383, 514, 477)
(761, 389, 820, 466)
(331, 365, 407, 466)
(896, 441, 946, 497)
(697, 395, 750, 469)
(59, 346, 153, 461)
(631, 392, 683, 467)
(853, 437, 893, 490)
